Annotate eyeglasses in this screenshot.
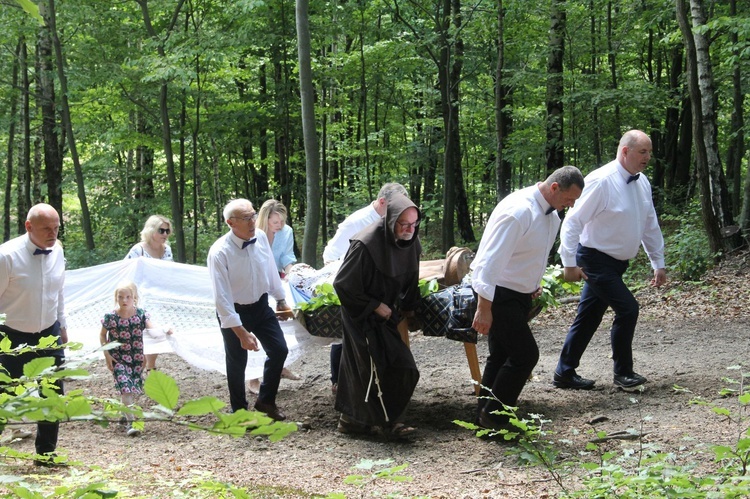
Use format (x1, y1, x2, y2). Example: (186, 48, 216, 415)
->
(396, 220, 420, 229)
(232, 213, 258, 223)
(158, 228, 171, 235)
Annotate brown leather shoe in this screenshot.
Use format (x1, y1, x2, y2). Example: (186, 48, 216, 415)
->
(253, 401, 287, 421)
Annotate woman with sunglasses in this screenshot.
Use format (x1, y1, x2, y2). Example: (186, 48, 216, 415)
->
(124, 214, 174, 372)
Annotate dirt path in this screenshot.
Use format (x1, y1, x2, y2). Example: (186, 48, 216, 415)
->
(15, 257, 750, 498)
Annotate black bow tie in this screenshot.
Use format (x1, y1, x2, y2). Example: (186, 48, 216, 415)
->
(545, 206, 556, 215)
(627, 174, 640, 184)
(242, 238, 257, 249)
(33, 248, 52, 255)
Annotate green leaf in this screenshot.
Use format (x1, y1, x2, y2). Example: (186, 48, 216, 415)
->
(64, 396, 93, 418)
(177, 397, 227, 416)
(14, 0, 43, 24)
(22, 357, 56, 378)
(143, 370, 180, 409)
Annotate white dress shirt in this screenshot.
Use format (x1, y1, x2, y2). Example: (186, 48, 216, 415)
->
(0, 234, 66, 333)
(322, 204, 380, 264)
(471, 185, 560, 300)
(558, 160, 665, 269)
(207, 230, 286, 329)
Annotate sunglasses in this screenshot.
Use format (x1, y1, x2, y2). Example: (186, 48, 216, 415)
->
(396, 221, 420, 229)
(158, 228, 171, 235)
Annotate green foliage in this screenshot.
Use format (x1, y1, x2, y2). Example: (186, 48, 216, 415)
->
(662, 202, 718, 282)
(533, 265, 582, 314)
(0, 339, 297, 496)
(455, 373, 750, 498)
(343, 458, 413, 487)
(295, 283, 341, 312)
(418, 279, 439, 297)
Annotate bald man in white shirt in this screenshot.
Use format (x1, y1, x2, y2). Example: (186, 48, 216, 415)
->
(553, 130, 667, 391)
(0, 203, 67, 465)
(471, 166, 583, 430)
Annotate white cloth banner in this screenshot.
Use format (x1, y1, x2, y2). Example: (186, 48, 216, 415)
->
(64, 258, 323, 380)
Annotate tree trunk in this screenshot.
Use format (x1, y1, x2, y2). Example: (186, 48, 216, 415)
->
(44, 0, 94, 246)
(545, 0, 565, 174)
(494, 0, 512, 201)
(727, 0, 744, 219)
(137, 0, 187, 262)
(4, 40, 21, 241)
(296, 0, 321, 266)
(675, 0, 725, 254)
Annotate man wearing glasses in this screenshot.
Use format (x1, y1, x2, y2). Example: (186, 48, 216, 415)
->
(332, 193, 422, 438)
(207, 199, 292, 421)
(471, 166, 584, 432)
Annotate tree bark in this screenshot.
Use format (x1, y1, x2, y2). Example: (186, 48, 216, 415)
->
(296, 0, 321, 266)
(727, 0, 744, 220)
(44, 0, 94, 246)
(137, 0, 187, 262)
(675, 0, 725, 254)
(494, 0, 512, 201)
(4, 40, 22, 241)
(545, 0, 565, 174)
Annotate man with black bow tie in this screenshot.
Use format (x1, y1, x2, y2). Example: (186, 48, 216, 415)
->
(208, 199, 291, 420)
(0, 203, 67, 465)
(470, 166, 584, 431)
(553, 130, 667, 392)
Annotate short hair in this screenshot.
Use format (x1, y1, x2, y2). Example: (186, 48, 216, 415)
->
(377, 183, 408, 202)
(113, 281, 139, 307)
(545, 165, 585, 191)
(223, 199, 253, 222)
(140, 215, 172, 244)
(257, 199, 288, 233)
(617, 129, 650, 151)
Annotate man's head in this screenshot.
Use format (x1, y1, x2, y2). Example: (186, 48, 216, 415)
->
(617, 129, 652, 175)
(394, 207, 420, 242)
(541, 165, 585, 211)
(373, 183, 408, 216)
(25, 203, 60, 249)
(223, 199, 258, 241)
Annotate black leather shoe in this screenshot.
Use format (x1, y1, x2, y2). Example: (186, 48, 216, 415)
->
(553, 372, 595, 390)
(253, 401, 287, 421)
(613, 372, 647, 389)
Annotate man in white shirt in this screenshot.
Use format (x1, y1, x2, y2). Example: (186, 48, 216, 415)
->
(471, 166, 583, 430)
(553, 130, 667, 391)
(207, 199, 292, 421)
(322, 182, 408, 264)
(0, 203, 67, 465)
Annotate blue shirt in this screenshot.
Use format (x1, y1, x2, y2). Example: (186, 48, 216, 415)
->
(271, 224, 296, 273)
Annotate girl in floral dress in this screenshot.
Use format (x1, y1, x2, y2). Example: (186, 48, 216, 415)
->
(99, 282, 170, 437)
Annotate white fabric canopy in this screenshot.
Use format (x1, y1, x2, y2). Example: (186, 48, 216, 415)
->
(64, 257, 324, 380)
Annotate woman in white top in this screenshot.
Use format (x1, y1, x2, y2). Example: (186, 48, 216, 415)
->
(124, 214, 173, 372)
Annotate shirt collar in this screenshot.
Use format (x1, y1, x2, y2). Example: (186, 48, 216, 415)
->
(533, 185, 555, 216)
(615, 161, 637, 182)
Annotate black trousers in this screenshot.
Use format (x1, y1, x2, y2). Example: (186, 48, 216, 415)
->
(0, 322, 65, 455)
(219, 294, 288, 412)
(556, 245, 639, 377)
(478, 287, 538, 424)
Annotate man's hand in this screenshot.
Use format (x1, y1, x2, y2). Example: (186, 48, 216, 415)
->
(472, 295, 492, 336)
(531, 286, 543, 299)
(60, 326, 68, 344)
(651, 268, 667, 287)
(563, 266, 587, 282)
(275, 299, 294, 320)
(232, 326, 259, 351)
(374, 303, 392, 321)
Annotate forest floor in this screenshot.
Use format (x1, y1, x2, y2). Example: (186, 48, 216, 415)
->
(10, 251, 750, 498)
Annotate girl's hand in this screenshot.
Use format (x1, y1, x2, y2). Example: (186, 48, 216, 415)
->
(103, 351, 114, 372)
